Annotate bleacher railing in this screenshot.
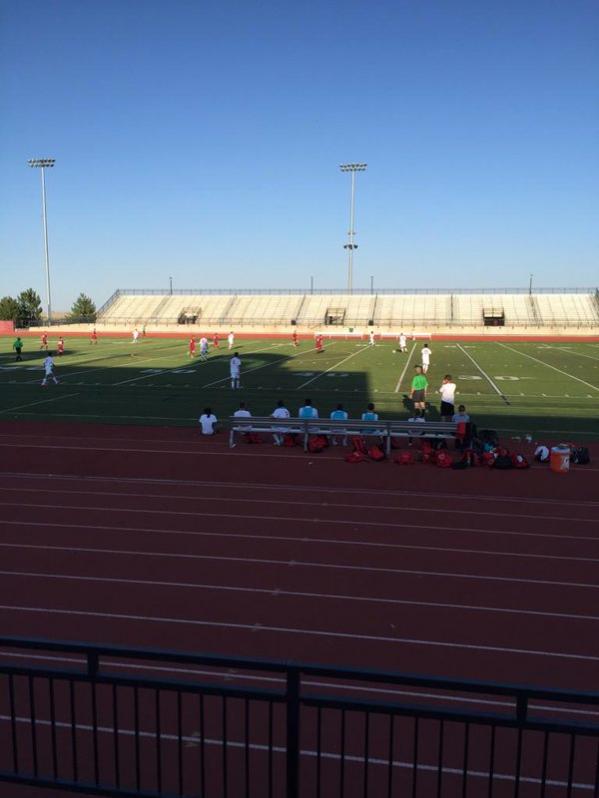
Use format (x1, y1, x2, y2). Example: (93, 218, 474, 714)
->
(1, 637, 598, 797)
(108, 287, 596, 296)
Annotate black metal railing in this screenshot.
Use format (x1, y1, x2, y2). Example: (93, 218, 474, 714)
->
(1, 637, 598, 797)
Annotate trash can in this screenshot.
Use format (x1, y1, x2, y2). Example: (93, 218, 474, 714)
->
(550, 445, 570, 474)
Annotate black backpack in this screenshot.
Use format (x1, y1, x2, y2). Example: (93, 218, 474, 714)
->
(571, 447, 590, 465)
(480, 429, 499, 447)
(492, 454, 513, 470)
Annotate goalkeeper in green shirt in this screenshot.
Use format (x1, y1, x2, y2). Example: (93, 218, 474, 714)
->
(410, 365, 428, 415)
(12, 337, 23, 362)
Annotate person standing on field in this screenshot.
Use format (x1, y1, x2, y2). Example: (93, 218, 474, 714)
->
(228, 331, 235, 350)
(230, 352, 242, 389)
(199, 336, 209, 361)
(13, 337, 23, 361)
(410, 365, 428, 415)
(421, 343, 432, 373)
(398, 332, 407, 352)
(439, 374, 457, 421)
(41, 353, 59, 386)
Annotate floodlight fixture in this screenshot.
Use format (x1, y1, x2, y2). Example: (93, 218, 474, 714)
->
(28, 158, 56, 320)
(339, 163, 367, 292)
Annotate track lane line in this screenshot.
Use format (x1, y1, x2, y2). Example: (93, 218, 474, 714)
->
(1, 604, 597, 661)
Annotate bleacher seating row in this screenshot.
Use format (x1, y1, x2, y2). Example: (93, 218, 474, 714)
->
(97, 290, 599, 329)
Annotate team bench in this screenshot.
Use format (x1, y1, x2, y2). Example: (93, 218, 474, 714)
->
(228, 417, 459, 455)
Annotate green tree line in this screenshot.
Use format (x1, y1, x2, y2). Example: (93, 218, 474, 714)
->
(0, 290, 96, 323)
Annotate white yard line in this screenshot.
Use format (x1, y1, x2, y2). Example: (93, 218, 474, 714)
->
(0, 603, 596, 661)
(201, 342, 334, 389)
(296, 344, 365, 389)
(0, 392, 79, 415)
(548, 345, 599, 362)
(498, 342, 599, 393)
(394, 341, 417, 393)
(456, 343, 510, 404)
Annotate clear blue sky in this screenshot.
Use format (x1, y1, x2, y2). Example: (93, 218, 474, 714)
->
(1, 0, 597, 311)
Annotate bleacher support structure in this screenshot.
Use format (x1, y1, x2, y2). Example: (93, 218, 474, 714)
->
(92, 288, 599, 335)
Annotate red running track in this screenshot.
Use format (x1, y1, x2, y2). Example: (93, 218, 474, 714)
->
(1, 421, 598, 797)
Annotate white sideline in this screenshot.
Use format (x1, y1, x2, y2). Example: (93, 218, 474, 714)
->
(498, 342, 599, 392)
(456, 343, 509, 403)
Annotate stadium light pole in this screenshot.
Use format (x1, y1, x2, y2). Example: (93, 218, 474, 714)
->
(169, 276, 173, 295)
(340, 163, 367, 293)
(28, 158, 55, 321)
(529, 273, 533, 295)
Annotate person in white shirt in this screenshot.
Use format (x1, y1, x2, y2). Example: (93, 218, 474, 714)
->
(199, 408, 217, 435)
(369, 330, 375, 346)
(233, 401, 251, 418)
(41, 354, 58, 386)
(398, 332, 407, 352)
(228, 331, 235, 350)
(271, 399, 290, 446)
(298, 399, 318, 419)
(199, 336, 209, 361)
(421, 343, 432, 373)
(438, 374, 457, 421)
(230, 352, 242, 389)
(329, 403, 349, 446)
(132, 328, 139, 343)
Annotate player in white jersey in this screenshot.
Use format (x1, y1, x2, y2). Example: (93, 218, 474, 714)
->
(199, 336, 209, 361)
(228, 331, 235, 350)
(369, 330, 375, 346)
(398, 332, 407, 352)
(132, 328, 140, 343)
(421, 343, 432, 373)
(41, 354, 59, 386)
(230, 352, 242, 388)
(271, 399, 290, 445)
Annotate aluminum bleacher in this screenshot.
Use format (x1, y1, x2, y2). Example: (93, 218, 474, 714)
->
(96, 289, 599, 332)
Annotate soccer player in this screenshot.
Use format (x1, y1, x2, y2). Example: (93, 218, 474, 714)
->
(199, 336, 209, 361)
(299, 399, 318, 419)
(90, 329, 98, 344)
(361, 402, 378, 422)
(198, 407, 217, 435)
(398, 332, 407, 352)
(13, 337, 23, 362)
(421, 342, 432, 374)
(41, 353, 59, 386)
(40, 333, 48, 351)
(439, 374, 457, 421)
(292, 331, 298, 347)
(213, 333, 220, 349)
(228, 331, 235, 350)
(230, 352, 242, 389)
(315, 334, 324, 353)
(369, 330, 375, 346)
(330, 403, 349, 446)
(57, 337, 65, 356)
(188, 337, 196, 358)
(410, 365, 428, 415)
(271, 399, 290, 446)
(132, 328, 140, 344)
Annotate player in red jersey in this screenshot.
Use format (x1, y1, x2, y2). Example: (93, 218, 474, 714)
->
(56, 337, 65, 356)
(212, 333, 219, 348)
(315, 334, 324, 353)
(40, 333, 48, 351)
(292, 331, 298, 347)
(188, 337, 196, 358)
(90, 329, 98, 345)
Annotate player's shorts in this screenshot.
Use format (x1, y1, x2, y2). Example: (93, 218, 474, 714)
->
(440, 401, 454, 416)
(412, 390, 425, 403)
(230, 371, 240, 378)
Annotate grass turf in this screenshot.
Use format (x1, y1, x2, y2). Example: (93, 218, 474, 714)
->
(1, 336, 598, 438)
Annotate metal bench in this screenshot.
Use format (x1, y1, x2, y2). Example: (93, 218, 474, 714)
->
(229, 417, 458, 454)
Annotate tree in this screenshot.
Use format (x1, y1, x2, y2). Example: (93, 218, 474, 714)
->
(69, 293, 97, 321)
(17, 289, 43, 321)
(0, 296, 20, 321)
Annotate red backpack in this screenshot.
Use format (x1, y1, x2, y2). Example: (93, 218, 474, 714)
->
(346, 450, 367, 463)
(436, 450, 453, 468)
(244, 432, 262, 444)
(351, 436, 368, 455)
(394, 450, 414, 465)
(368, 445, 385, 462)
(511, 453, 530, 469)
(283, 433, 297, 447)
(308, 435, 327, 453)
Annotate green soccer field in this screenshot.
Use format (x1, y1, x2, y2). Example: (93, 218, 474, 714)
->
(1, 336, 598, 438)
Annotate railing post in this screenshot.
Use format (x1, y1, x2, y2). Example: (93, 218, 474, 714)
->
(87, 652, 99, 679)
(286, 667, 301, 798)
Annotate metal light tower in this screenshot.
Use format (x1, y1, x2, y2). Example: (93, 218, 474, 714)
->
(28, 158, 55, 321)
(340, 163, 367, 292)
